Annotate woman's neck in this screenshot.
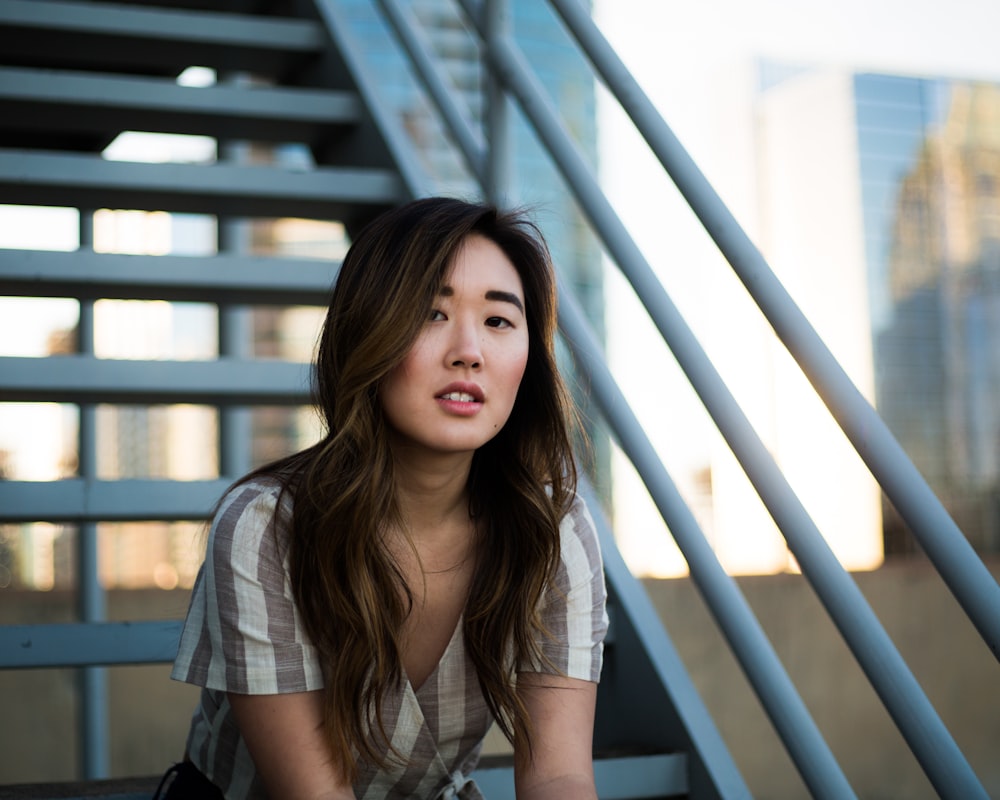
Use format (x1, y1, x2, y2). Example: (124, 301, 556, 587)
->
(390, 448, 474, 542)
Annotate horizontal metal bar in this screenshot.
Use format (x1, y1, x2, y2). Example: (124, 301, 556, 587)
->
(0, 621, 182, 669)
(0, 249, 337, 305)
(0, 0, 323, 75)
(472, 753, 688, 800)
(0, 778, 157, 800)
(0, 149, 405, 221)
(0, 355, 312, 404)
(0, 478, 231, 523)
(0, 0, 322, 47)
(0, 66, 362, 144)
(0, 752, 688, 799)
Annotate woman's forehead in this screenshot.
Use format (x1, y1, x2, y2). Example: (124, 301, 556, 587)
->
(439, 235, 524, 299)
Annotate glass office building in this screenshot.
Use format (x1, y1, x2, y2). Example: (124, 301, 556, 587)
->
(756, 66, 1000, 557)
(860, 76, 1000, 555)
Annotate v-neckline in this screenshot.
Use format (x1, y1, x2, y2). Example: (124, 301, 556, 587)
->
(405, 615, 463, 696)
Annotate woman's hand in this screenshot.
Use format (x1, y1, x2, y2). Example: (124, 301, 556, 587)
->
(227, 690, 356, 800)
(513, 673, 599, 800)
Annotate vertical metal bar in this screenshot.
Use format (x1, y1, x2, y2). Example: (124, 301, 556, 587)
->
(483, 0, 512, 204)
(217, 139, 253, 479)
(76, 210, 109, 780)
(546, 0, 1000, 662)
(217, 304, 252, 477)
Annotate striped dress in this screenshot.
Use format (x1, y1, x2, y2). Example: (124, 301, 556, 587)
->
(171, 477, 608, 799)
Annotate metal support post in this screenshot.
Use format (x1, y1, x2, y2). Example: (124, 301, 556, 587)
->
(482, 0, 512, 204)
(76, 210, 109, 780)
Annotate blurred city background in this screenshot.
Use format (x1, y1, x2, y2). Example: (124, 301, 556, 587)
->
(1, 0, 998, 797)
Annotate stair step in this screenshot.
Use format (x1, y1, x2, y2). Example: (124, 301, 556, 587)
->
(0, 754, 689, 800)
(0, 479, 231, 523)
(0, 355, 312, 404)
(0, 148, 405, 222)
(0, 249, 337, 305)
(474, 752, 689, 799)
(0, 66, 363, 150)
(0, 621, 185, 669)
(0, 0, 324, 76)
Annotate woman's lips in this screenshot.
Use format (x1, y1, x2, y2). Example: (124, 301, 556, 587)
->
(435, 384, 484, 415)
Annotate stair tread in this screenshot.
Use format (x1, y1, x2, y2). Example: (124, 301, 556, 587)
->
(0, 148, 406, 220)
(0, 479, 231, 524)
(0, 0, 325, 75)
(0, 752, 688, 800)
(0, 65, 361, 122)
(0, 65, 363, 150)
(0, 248, 338, 304)
(0, 354, 313, 405)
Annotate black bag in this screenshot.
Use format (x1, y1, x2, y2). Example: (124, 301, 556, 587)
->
(152, 760, 225, 799)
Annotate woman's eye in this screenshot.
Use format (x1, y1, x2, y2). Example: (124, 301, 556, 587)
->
(429, 309, 446, 322)
(486, 316, 512, 329)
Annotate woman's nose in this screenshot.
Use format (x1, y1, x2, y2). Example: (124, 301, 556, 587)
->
(448, 322, 482, 369)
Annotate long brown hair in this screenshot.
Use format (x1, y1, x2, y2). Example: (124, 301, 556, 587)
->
(253, 197, 578, 780)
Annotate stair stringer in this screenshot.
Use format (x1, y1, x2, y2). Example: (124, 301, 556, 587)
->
(580, 481, 751, 800)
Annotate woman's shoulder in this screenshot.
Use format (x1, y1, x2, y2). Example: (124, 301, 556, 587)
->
(210, 474, 292, 552)
(219, 473, 286, 505)
(556, 490, 603, 571)
(559, 490, 596, 534)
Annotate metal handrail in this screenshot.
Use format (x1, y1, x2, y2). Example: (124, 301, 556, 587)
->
(558, 278, 855, 799)
(377, 0, 992, 796)
(375, 1, 846, 796)
(547, 0, 1000, 667)
(576, 473, 752, 799)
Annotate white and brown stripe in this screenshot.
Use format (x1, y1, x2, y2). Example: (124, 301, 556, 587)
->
(172, 479, 607, 799)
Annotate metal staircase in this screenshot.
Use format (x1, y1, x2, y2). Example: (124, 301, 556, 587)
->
(1, 1, 997, 799)
(0, 0, 739, 797)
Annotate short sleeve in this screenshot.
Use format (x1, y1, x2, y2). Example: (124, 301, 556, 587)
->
(526, 494, 609, 683)
(171, 479, 324, 695)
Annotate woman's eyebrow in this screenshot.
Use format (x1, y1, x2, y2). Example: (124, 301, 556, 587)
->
(485, 290, 524, 313)
(438, 286, 525, 313)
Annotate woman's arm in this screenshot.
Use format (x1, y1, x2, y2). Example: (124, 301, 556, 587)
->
(228, 690, 356, 800)
(513, 673, 599, 800)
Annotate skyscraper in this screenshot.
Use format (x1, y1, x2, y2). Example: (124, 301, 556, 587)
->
(871, 78, 1000, 554)
(754, 65, 1000, 559)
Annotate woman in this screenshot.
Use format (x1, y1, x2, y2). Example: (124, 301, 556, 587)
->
(163, 197, 608, 799)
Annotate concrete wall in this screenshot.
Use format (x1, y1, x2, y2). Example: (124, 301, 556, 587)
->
(640, 559, 1000, 799)
(1, 560, 997, 798)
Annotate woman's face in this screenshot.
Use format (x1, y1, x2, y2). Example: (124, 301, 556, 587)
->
(380, 234, 530, 461)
